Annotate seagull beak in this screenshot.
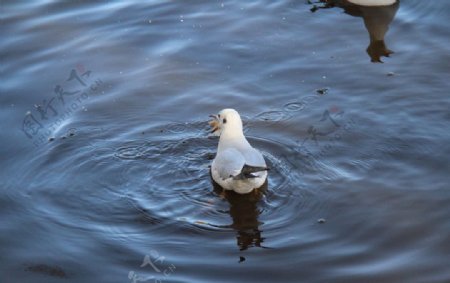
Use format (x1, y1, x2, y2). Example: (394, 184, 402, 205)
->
(209, 114, 220, 134)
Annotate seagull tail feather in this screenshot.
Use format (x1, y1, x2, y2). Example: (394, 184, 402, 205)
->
(232, 164, 269, 180)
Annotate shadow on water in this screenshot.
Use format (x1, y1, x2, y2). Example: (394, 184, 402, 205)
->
(310, 0, 400, 62)
(211, 178, 269, 251)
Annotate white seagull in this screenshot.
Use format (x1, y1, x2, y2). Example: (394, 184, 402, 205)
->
(347, 0, 396, 6)
(209, 109, 269, 194)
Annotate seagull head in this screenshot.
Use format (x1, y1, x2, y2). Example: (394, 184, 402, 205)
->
(209, 108, 243, 137)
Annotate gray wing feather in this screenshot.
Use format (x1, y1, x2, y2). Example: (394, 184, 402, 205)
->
(242, 147, 266, 167)
(213, 148, 246, 179)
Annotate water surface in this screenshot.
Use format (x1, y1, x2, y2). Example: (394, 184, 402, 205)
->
(1, 1, 450, 282)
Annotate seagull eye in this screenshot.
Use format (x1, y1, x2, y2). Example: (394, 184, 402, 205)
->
(223, 118, 227, 124)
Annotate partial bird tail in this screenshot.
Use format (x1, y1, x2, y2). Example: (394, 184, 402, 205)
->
(232, 164, 270, 180)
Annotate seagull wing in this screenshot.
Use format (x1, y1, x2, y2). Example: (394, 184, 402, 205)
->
(242, 147, 266, 167)
(212, 148, 246, 180)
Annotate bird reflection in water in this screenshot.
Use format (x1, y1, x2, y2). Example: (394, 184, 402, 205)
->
(211, 180, 268, 251)
(310, 0, 400, 62)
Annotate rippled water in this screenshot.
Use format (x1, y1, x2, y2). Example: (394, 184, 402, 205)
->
(1, 1, 450, 282)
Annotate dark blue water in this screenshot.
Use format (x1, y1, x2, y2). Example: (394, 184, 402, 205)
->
(1, 1, 450, 282)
